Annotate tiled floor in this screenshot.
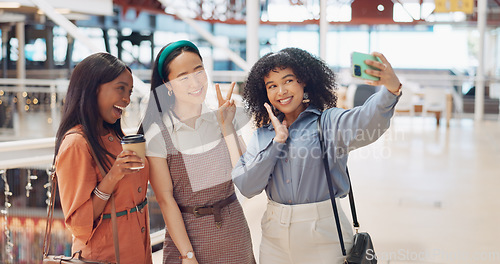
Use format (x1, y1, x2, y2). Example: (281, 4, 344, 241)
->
(345, 116, 500, 264)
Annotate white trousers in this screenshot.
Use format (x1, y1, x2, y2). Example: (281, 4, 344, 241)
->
(260, 199, 354, 264)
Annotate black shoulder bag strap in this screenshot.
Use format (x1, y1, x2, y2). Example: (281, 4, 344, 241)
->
(317, 114, 359, 256)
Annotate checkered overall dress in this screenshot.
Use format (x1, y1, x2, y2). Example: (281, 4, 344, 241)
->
(159, 121, 255, 264)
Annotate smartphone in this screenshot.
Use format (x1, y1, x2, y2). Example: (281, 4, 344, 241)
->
(351, 52, 381, 81)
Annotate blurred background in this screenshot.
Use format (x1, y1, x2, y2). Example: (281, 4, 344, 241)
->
(0, 0, 499, 263)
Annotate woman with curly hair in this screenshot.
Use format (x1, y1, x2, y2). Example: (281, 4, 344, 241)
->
(232, 47, 401, 264)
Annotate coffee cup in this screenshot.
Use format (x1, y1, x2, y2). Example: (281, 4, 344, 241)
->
(121, 134, 146, 169)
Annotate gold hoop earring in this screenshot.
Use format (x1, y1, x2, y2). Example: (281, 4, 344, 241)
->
(302, 92, 310, 103)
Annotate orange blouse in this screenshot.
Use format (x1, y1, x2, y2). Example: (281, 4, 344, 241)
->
(55, 126, 152, 264)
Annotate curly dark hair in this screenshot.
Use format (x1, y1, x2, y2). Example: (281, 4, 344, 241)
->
(243, 47, 337, 128)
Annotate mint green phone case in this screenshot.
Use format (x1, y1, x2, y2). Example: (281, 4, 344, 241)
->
(351, 52, 381, 81)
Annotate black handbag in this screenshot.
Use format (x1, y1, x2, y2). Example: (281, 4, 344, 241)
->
(317, 115, 377, 264)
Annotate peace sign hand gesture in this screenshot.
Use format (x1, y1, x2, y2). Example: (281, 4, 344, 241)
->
(215, 82, 236, 134)
(264, 103, 288, 143)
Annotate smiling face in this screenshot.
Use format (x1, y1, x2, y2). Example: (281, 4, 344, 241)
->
(265, 67, 307, 121)
(97, 70, 133, 126)
(166, 51, 208, 107)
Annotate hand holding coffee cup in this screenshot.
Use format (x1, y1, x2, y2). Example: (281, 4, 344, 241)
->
(121, 134, 146, 170)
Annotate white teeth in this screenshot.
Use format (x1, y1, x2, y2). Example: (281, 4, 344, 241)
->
(279, 97, 292, 104)
(114, 105, 125, 110)
(190, 89, 202, 95)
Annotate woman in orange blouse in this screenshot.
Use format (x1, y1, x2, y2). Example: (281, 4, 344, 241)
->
(54, 53, 152, 263)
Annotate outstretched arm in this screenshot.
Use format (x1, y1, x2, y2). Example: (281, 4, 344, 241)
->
(323, 52, 401, 152)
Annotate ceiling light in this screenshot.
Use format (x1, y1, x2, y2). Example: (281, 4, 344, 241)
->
(0, 2, 21, 8)
(56, 8, 71, 14)
(37, 8, 72, 15)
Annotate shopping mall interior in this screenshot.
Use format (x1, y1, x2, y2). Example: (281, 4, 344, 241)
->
(0, 0, 499, 263)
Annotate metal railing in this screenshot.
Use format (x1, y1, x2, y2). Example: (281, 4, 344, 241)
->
(0, 137, 55, 169)
(0, 137, 166, 254)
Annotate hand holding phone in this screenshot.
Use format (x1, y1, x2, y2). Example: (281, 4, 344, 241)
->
(351, 52, 382, 81)
(351, 51, 402, 94)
